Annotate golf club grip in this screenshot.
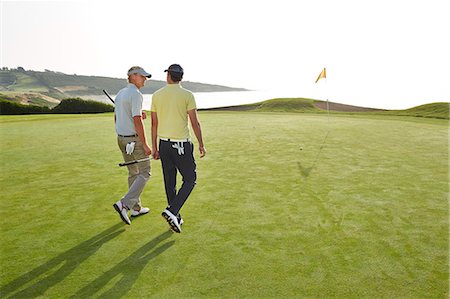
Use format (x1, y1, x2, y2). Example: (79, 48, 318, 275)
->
(118, 158, 150, 167)
(119, 161, 137, 167)
(103, 89, 115, 104)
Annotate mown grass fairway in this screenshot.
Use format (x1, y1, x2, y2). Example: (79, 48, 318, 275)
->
(0, 112, 448, 298)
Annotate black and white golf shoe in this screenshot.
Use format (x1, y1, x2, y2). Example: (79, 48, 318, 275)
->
(113, 200, 131, 225)
(162, 209, 181, 233)
(131, 207, 150, 218)
(177, 214, 184, 226)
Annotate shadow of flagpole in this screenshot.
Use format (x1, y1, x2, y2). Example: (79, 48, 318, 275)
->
(298, 130, 330, 179)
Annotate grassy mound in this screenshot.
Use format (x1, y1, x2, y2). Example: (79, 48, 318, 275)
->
(256, 98, 319, 112)
(384, 102, 449, 119)
(210, 98, 449, 119)
(210, 98, 323, 113)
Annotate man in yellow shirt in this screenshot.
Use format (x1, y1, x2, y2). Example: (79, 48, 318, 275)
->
(151, 64, 206, 233)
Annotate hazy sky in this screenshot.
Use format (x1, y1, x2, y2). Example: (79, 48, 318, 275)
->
(1, 0, 449, 109)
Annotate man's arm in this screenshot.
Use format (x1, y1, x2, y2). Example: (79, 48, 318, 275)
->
(151, 112, 160, 160)
(188, 109, 206, 158)
(133, 116, 151, 156)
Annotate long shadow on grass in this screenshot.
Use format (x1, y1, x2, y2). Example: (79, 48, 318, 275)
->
(0, 223, 125, 298)
(298, 131, 330, 179)
(71, 230, 174, 298)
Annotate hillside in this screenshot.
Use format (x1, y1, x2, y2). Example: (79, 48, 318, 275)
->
(205, 98, 449, 119)
(0, 68, 247, 106)
(382, 102, 450, 119)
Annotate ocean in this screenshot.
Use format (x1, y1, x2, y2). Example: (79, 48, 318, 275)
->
(82, 90, 294, 110)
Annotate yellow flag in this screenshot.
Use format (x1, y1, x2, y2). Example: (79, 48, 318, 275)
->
(315, 68, 326, 83)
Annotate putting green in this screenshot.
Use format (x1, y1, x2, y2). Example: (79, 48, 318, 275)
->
(0, 112, 448, 298)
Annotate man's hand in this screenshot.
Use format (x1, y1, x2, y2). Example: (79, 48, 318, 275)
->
(199, 146, 206, 158)
(142, 111, 147, 120)
(143, 144, 152, 156)
(188, 109, 205, 158)
(152, 149, 160, 160)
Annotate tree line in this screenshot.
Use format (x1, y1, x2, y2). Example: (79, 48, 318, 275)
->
(0, 97, 114, 115)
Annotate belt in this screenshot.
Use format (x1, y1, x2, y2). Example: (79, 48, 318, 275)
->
(118, 134, 138, 138)
(160, 137, 191, 143)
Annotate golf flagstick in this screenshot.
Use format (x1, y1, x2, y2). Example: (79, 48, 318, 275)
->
(103, 89, 115, 104)
(325, 72, 330, 125)
(309, 67, 330, 173)
(119, 157, 151, 167)
(314, 67, 329, 123)
(325, 81, 330, 125)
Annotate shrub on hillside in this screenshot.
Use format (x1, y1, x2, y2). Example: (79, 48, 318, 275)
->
(51, 98, 114, 114)
(0, 99, 51, 115)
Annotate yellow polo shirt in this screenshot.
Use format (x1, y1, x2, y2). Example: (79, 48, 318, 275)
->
(151, 84, 197, 139)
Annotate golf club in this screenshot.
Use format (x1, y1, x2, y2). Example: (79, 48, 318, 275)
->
(103, 89, 115, 104)
(119, 157, 151, 167)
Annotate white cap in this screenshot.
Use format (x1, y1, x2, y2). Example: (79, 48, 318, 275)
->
(127, 66, 152, 78)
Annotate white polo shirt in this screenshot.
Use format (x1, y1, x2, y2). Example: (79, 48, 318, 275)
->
(115, 83, 143, 136)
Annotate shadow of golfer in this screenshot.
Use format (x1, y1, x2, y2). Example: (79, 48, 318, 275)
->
(0, 223, 125, 298)
(71, 231, 174, 298)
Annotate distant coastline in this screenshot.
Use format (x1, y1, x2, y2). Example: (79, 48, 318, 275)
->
(0, 67, 248, 107)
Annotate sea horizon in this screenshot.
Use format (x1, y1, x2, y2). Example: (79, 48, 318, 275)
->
(83, 90, 283, 111)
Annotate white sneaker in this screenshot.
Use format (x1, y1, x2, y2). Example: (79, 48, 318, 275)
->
(162, 209, 181, 233)
(131, 207, 150, 217)
(113, 200, 131, 225)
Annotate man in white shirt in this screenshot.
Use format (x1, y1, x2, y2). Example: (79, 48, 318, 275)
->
(113, 66, 152, 225)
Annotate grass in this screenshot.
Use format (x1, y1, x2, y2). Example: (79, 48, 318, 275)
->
(6, 72, 49, 92)
(0, 112, 448, 298)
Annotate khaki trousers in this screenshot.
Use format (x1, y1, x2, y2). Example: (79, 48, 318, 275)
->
(117, 136, 151, 210)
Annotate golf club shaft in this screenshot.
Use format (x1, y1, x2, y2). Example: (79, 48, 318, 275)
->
(119, 157, 151, 167)
(103, 89, 115, 104)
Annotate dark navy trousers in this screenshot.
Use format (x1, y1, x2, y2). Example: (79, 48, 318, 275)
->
(159, 140, 197, 215)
